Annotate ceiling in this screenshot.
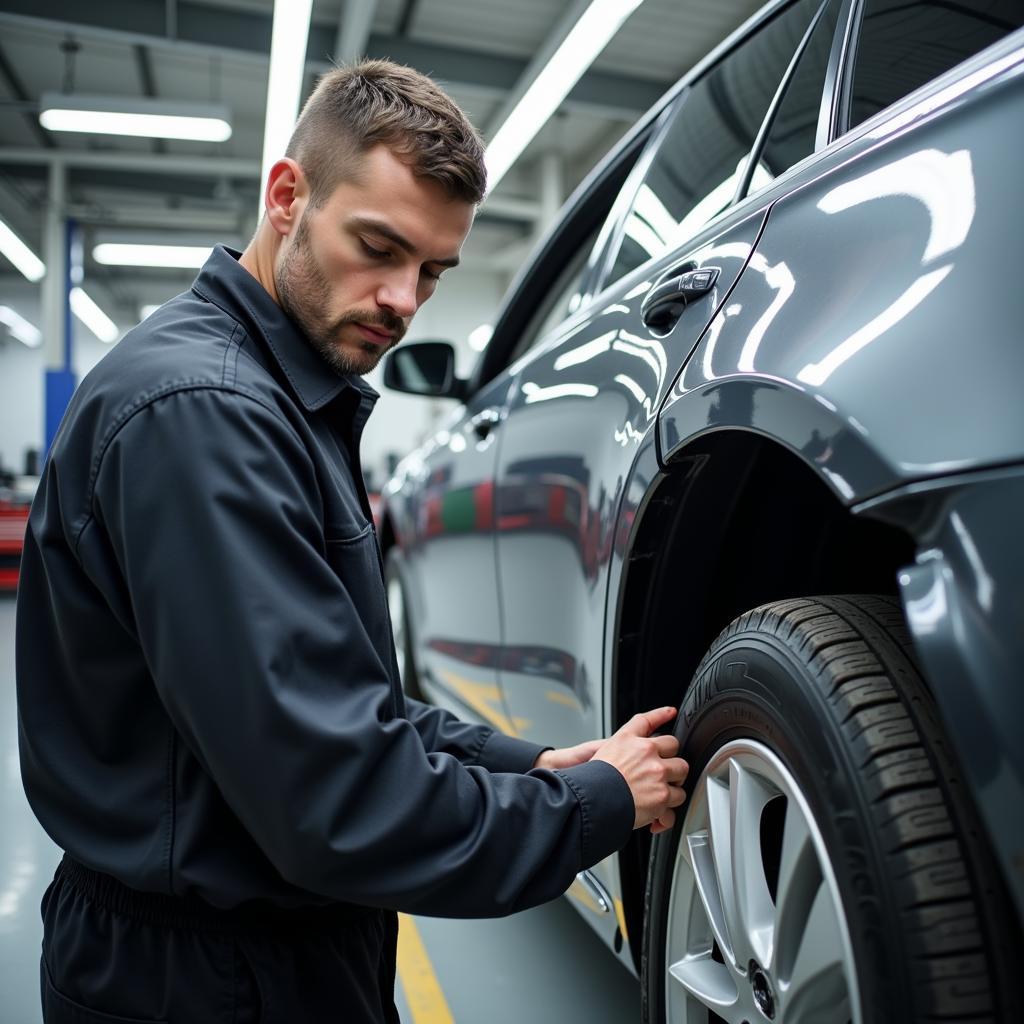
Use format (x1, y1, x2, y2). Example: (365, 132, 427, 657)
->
(0, 0, 764, 326)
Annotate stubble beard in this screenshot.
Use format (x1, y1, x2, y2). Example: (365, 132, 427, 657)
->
(275, 214, 405, 377)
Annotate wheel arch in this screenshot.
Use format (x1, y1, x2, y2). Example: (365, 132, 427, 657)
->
(610, 428, 916, 969)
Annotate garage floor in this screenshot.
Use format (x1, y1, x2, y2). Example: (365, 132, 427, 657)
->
(1, 595, 641, 1022)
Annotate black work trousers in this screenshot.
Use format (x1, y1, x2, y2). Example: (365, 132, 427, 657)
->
(40, 856, 401, 1024)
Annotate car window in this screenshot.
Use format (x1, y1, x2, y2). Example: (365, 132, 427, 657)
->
(849, 0, 1024, 131)
(507, 227, 600, 364)
(602, 0, 823, 286)
(745, 0, 840, 194)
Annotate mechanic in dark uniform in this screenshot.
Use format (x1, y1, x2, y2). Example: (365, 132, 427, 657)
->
(16, 60, 688, 1023)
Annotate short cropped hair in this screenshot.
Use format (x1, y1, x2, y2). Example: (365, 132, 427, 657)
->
(285, 60, 487, 207)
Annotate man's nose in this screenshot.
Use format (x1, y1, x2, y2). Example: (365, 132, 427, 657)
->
(377, 271, 419, 319)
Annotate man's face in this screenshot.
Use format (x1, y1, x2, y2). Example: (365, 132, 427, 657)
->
(274, 144, 475, 376)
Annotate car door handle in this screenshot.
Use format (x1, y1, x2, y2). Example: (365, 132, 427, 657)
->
(471, 408, 500, 440)
(640, 263, 720, 331)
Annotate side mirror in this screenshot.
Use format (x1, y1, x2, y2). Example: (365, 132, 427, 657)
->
(383, 342, 467, 400)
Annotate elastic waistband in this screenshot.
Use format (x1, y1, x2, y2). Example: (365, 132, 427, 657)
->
(56, 855, 378, 934)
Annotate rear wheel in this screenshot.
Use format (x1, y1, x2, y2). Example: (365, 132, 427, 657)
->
(384, 546, 424, 702)
(641, 595, 1016, 1023)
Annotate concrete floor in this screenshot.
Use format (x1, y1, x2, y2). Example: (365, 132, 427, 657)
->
(1, 594, 641, 1022)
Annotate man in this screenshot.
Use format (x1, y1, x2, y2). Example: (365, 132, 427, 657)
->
(16, 61, 688, 1022)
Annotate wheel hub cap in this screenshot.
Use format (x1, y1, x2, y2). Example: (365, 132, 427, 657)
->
(749, 961, 775, 1019)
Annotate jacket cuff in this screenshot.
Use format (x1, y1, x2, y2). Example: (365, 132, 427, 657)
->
(475, 730, 550, 774)
(554, 760, 634, 868)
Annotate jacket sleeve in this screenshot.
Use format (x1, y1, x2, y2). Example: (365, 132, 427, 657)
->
(402, 697, 550, 774)
(91, 386, 634, 918)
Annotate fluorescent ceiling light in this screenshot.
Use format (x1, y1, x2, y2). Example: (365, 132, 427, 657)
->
(259, 0, 313, 207)
(485, 0, 644, 190)
(0, 305, 41, 347)
(40, 93, 231, 142)
(140, 304, 161, 320)
(0, 217, 46, 282)
(93, 243, 213, 269)
(70, 287, 119, 344)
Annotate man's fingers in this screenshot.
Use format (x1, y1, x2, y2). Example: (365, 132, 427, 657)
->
(667, 784, 688, 808)
(651, 734, 680, 758)
(650, 809, 676, 834)
(622, 706, 677, 737)
(664, 757, 689, 785)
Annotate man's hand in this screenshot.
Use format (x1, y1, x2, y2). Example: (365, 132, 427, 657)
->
(591, 707, 688, 835)
(533, 740, 604, 771)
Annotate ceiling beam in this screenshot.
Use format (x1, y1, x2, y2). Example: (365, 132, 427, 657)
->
(0, 6, 666, 120)
(0, 40, 55, 149)
(0, 147, 260, 177)
(66, 203, 242, 232)
(0, 148, 542, 224)
(395, 0, 422, 37)
(334, 0, 377, 65)
(133, 44, 167, 155)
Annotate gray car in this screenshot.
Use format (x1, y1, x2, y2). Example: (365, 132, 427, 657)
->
(379, 1, 1024, 1020)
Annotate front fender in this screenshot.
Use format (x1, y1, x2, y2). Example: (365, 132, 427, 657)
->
(658, 374, 895, 503)
(857, 465, 1024, 924)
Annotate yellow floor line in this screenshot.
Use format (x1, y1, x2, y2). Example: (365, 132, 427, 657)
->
(544, 688, 579, 709)
(437, 668, 530, 736)
(396, 913, 455, 1024)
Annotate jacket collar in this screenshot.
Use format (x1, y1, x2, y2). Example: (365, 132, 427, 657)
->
(191, 245, 379, 413)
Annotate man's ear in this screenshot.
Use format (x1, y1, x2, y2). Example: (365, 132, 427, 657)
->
(263, 158, 307, 238)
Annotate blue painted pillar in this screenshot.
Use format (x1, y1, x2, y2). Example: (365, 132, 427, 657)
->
(43, 165, 76, 454)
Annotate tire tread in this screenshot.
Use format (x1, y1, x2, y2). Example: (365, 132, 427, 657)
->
(661, 593, 1015, 1022)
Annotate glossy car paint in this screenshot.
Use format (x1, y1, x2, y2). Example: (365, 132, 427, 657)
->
(382, 1, 1024, 965)
(654, 30, 1024, 922)
(496, 207, 765, 751)
(386, 372, 517, 729)
(857, 466, 1024, 932)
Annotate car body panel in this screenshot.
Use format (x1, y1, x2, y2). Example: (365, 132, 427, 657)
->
(852, 465, 1024, 922)
(660, 35, 1024, 501)
(380, 1, 1024, 973)
(494, 208, 766, 753)
(385, 374, 518, 728)
(648, 28, 1024, 927)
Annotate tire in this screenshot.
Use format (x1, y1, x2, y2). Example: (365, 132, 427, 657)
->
(384, 546, 425, 702)
(641, 595, 1017, 1024)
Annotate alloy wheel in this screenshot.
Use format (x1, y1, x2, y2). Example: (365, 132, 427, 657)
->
(665, 740, 860, 1024)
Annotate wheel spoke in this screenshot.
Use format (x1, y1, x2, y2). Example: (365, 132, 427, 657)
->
(700, 773, 738, 965)
(729, 759, 776, 967)
(668, 953, 739, 1015)
(772, 794, 820, 978)
(779, 878, 849, 1023)
(686, 828, 735, 968)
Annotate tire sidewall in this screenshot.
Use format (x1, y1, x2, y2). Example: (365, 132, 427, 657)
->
(642, 631, 905, 1024)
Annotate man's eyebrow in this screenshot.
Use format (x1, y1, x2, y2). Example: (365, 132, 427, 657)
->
(350, 216, 460, 268)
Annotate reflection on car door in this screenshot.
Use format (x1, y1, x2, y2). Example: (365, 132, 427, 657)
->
(493, 0, 826, 751)
(493, 213, 766, 749)
(402, 374, 518, 732)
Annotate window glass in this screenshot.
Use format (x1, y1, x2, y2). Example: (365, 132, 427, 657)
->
(604, 0, 822, 285)
(508, 228, 599, 364)
(747, 0, 840, 192)
(850, 0, 1024, 131)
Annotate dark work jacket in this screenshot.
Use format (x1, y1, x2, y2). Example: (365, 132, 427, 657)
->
(16, 245, 634, 918)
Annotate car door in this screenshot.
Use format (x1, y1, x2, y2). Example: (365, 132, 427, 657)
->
(396, 371, 517, 728)
(493, 0, 831, 751)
